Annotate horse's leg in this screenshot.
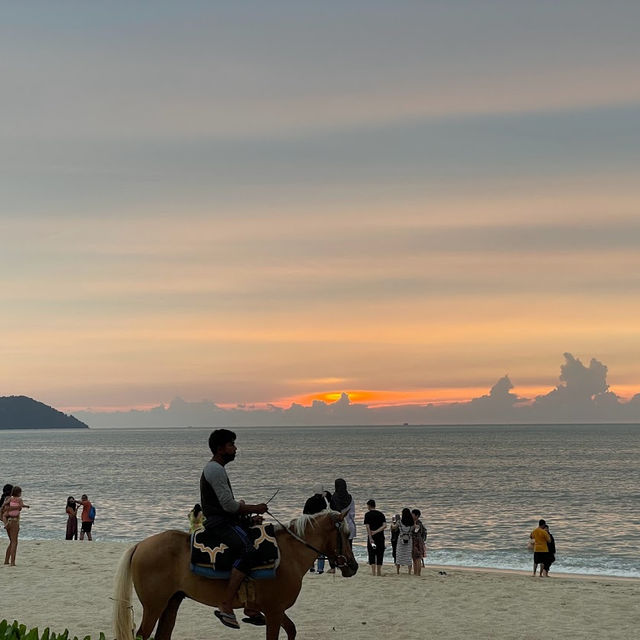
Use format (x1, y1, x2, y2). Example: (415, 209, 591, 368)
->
(265, 610, 284, 640)
(136, 601, 165, 640)
(281, 613, 296, 639)
(155, 592, 185, 640)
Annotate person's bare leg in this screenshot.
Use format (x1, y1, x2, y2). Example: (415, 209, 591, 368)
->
(396, 563, 400, 574)
(219, 568, 246, 615)
(7, 524, 19, 565)
(370, 564, 376, 576)
(376, 564, 382, 576)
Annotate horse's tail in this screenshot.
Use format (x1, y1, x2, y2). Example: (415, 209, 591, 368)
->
(113, 544, 138, 640)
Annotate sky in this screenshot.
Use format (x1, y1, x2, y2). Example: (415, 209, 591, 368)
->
(2, 1, 640, 421)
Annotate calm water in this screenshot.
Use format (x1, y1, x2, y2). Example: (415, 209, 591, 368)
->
(1, 424, 639, 577)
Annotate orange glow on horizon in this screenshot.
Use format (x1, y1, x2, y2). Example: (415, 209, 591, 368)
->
(60, 384, 640, 415)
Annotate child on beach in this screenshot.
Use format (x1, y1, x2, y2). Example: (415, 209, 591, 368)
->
(3, 486, 30, 566)
(188, 503, 205, 533)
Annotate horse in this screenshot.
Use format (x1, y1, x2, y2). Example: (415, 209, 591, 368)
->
(113, 510, 358, 640)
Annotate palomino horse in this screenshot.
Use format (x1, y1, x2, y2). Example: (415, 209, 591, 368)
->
(113, 510, 358, 640)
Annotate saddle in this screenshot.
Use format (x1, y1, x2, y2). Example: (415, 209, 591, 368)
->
(190, 523, 280, 580)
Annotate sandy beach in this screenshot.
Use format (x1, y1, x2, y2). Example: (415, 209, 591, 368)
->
(1, 540, 639, 640)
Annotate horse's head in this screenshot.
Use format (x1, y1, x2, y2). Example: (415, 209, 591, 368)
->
(321, 511, 358, 577)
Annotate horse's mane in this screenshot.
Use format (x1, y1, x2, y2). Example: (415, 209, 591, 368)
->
(275, 509, 344, 537)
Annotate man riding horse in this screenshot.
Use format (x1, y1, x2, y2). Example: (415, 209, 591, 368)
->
(201, 428, 268, 629)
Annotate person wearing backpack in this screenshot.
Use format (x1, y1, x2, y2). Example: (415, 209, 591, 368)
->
(79, 494, 95, 541)
(394, 508, 414, 574)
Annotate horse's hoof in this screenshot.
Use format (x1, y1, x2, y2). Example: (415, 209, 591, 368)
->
(242, 614, 266, 626)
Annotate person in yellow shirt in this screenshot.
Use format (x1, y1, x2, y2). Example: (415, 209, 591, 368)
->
(530, 518, 552, 577)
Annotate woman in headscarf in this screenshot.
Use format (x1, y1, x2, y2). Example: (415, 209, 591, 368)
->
(330, 478, 356, 547)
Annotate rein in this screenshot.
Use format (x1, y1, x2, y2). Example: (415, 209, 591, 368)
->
(266, 511, 349, 568)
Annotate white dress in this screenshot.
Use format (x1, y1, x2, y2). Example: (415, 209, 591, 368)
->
(395, 522, 413, 566)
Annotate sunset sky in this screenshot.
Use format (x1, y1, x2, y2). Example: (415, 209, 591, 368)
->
(2, 1, 640, 414)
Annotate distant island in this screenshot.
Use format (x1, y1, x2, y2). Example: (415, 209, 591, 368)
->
(0, 396, 89, 430)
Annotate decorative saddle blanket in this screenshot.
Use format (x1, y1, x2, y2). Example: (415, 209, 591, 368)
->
(190, 523, 280, 580)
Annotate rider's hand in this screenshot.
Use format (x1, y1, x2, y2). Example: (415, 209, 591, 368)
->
(255, 503, 268, 514)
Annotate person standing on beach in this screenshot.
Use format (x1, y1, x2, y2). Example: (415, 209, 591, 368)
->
(364, 499, 387, 576)
(542, 523, 556, 575)
(390, 513, 401, 564)
(411, 508, 427, 576)
(65, 496, 79, 540)
(79, 494, 94, 541)
(201, 429, 268, 630)
(1, 484, 13, 511)
(328, 478, 356, 574)
(530, 518, 551, 577)
(3, 486, 29, 566)
(303, 485, 330, 574)
(330, 479, 356, 547)
(395, 508, 414, 574)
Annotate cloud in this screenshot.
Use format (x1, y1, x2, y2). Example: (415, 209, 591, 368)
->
(74, 353, 639, 427)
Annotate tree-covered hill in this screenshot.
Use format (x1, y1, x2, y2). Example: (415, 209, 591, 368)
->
(0, 396, 88, 429)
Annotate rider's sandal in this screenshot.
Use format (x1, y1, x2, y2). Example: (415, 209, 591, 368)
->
(214, 610, 240, 629)
(242, 614, 266, 626)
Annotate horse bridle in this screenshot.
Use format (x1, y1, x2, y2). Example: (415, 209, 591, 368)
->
(268, 512, 350, 568)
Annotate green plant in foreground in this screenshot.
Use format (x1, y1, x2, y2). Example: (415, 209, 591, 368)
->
(0, 621, 107, 640)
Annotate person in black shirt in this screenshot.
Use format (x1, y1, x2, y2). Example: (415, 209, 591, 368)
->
(303, 485, 330, 574)
(363, 499, 387, 576)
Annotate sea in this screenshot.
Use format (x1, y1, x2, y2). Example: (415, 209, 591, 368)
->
(1, 424, 638, 578)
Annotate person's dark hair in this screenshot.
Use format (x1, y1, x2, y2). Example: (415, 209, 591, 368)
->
(208, 429, 237, 454)
(367, 499, 376, 508)
(539, 519, 546, 527)
(0, 484, 12, 508)
(192, 503, 202, 517)
(401, 508, 413, 526)
(411, 508, 421, 518)
(11, 486, 22, 497)
(81, 494, 88, 500)
(66, 496, 76, 509)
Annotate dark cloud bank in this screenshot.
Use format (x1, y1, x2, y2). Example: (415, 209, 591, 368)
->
(76, 354, 640, 428)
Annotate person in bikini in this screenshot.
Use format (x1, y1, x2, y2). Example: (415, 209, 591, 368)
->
(3, 486, 30, 566)
(201, 429, 268, 630)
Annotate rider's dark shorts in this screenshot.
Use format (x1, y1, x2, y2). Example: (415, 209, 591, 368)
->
(207, 521, 261, 574)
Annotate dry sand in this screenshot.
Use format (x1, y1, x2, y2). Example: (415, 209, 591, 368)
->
(2, 540, 639, 639)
